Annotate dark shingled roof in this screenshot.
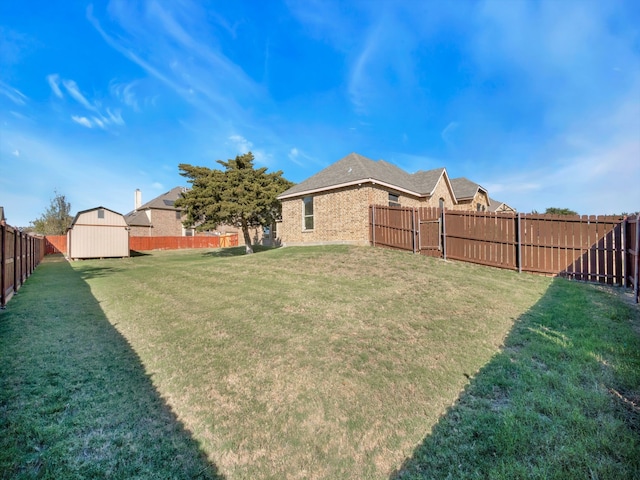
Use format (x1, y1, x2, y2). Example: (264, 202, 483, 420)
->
(278, 152, 448, 199)
(124, 209, 151, 227)
(488, 197, 516, 213)
(137, 186, 185, 211)
(450, 177, 487, 200)
(124, 187, 186, 226)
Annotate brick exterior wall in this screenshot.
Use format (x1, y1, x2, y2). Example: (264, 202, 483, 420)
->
(149, 209, 184, 236)
(454, 190, 490, 212)
(279, 180, 459, 246)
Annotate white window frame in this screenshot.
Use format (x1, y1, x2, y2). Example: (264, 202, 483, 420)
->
(303, 196, 314, 230)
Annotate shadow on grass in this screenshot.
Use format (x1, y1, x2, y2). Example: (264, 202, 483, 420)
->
(201, 245, 277, 258)
(0, 257, 224, 479)
(130, 250, 152, 257)
(391, 279, 640, 479)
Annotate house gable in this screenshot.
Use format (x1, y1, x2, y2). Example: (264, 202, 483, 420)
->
(125, 187, 188, 236)
(277, 152, 476, 246)
(450, 177, 490, 211)
(488, 197, 516, 213)
(278, 152, 457, 203)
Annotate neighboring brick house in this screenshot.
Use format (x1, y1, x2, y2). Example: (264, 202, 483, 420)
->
(488, 198, 516, 213)
(125, 187, 271, 246)
(450, 177, 490, 212)
(277, 152, 464, 246)
(125, 187, 194, 236)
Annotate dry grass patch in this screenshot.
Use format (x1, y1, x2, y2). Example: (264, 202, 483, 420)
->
(68, 245, 551, 478)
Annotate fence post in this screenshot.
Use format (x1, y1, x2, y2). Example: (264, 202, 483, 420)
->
(516, 213, 522, 274)
(418, 208, 422, 255)
(1, 225, 5, 308)
(13, 228, 19, 294)
(622, 218, 628, 288)
(412, 208, 417, 254)
(633, 218, 640, 303)
(371, 205, 376, 247)
(441, 207, 447, 261)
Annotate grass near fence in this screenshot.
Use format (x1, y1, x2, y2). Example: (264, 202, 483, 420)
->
(1, 246, 638, 479)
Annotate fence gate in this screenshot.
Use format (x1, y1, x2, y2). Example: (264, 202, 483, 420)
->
(418, 207, 442, 258)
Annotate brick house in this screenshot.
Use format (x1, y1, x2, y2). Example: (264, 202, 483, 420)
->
(450, 177, 490, 212)
(125, 187, 271, 246)
(125, 187, 194, 236)
(277, 152, 469, 246)
(488, 197, 516, 213)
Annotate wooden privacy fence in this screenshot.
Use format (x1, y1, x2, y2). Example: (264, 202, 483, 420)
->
(370, 205, 640, 303)
(45, 235, 67, 254)
(1, 224, 45, 308)
(44, 233, 240, 254)
(129, 234, 238, 251)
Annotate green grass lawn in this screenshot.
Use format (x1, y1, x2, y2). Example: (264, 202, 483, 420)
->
(1, 246, 638, 479)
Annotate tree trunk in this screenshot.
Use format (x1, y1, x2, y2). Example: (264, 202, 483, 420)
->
(241, 220, 254, 254)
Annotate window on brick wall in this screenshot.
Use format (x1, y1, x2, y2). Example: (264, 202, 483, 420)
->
(303, 196, 314, 230)
(388, 193, 400, 207)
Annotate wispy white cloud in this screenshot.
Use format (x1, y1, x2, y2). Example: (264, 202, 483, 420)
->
(72, 115, 93, 128)
(441, 122, 460, 146)
(106, 108, 124, 126)
(46, 74, 63, 98)
(287, 147, 316, 167)
(229, 134, 253, 153)
(110, 79, 140, 111)
(62, 79, 97, 112)
(87, 1, 265, 125)
(91, 116, 105, 129)
(0, 80, 28, 105)
(479, 84, 640, 215)
(47, 74, 126, 130)
(226, 134, 275, 167)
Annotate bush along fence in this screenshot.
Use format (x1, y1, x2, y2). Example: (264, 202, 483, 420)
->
(369, 205, 640, 303)
(44, 233, 239, 255)
(1, 224, 45, 308)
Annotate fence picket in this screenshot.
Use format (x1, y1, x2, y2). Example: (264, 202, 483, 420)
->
(370, 205, 637, 301)
(1, 225, 45, 308)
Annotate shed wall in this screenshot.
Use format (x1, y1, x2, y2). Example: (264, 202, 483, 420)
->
(67, 209, 130, 259)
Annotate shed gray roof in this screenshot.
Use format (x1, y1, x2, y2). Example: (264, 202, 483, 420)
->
(450, 177, 487, 200)
(278, 152, 449, 199)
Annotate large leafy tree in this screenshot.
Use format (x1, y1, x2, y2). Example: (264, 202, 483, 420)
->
(175, 152, 293, 254)
(30, 190, 73, 235)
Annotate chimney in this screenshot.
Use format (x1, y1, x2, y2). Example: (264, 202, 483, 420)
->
(134, 189, 142, 211)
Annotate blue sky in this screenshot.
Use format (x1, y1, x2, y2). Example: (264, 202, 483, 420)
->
(1, 0, 639, 227)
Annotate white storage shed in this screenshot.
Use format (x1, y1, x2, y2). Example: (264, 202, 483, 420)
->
(67, 207, 130, 260)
